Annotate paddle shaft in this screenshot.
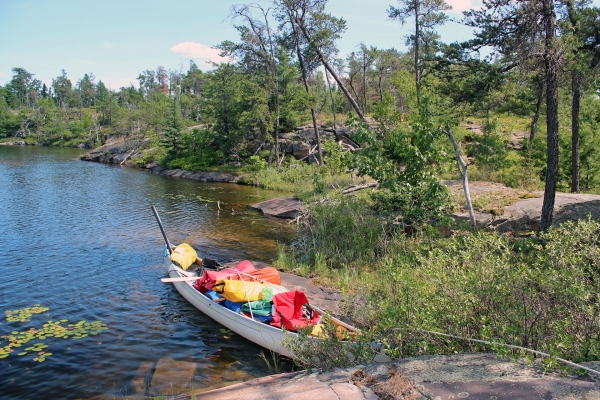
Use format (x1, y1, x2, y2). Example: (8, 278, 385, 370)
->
(151, 205, 174, 254)
(309, 304, 358, 332)
(161, 276, 203, 282)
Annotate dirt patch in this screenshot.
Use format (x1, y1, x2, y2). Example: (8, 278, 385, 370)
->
(352, 367, 420, 400)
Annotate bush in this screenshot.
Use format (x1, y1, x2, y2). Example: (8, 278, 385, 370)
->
(280, 195, 600, 368)
(244, 155, 267, 171)
(282, 319, 379, 370)
(295, 196, 391, 269)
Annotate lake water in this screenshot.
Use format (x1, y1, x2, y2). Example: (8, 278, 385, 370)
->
(0, 146, 295, 399)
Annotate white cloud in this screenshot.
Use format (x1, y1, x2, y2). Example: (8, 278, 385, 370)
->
(170, 42, 230, 66)
(446, 0, 480, 12)
(0, 71, 6, 77)
(103, 41, 115, 49)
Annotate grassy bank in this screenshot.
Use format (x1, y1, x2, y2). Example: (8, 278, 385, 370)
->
(275, 194, 600, 371)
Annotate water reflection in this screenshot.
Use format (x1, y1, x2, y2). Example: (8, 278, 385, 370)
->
(0, 146, 295, 399)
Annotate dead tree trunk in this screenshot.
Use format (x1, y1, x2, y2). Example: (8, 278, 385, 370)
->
(571, 73, 581, 193)
(324, 68, 337, 129)
(293, 19, 365, 122)
(445, 126, 475, 226)
(290, 17, 322, 164)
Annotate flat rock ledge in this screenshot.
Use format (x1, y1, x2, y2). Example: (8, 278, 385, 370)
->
(79, 138, 149, 164)
(250, 197, 304, 219)
(175, 353, 600, 400)
(452, 193, 600, 232)
(146, 164, 239, 183)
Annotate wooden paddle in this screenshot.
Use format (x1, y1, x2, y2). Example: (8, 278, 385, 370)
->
(161, 276, 203, 283)
(308, 304, 358, 332)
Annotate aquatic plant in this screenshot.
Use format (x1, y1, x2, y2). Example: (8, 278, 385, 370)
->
(0, 305, 109, 363)
(5, 305, 49, 322)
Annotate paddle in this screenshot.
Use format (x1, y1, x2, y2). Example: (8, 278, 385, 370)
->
(161, 276, 203, 283)
(151, 205, 174, 254)
(308, 304, 358, 332)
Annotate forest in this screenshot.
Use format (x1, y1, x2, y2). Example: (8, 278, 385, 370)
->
(1, 0, 599, 213)
(3, 0, 600, 369)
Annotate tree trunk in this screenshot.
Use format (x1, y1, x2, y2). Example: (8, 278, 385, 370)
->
(571, 73, 581, 193)
(414, 1, 421, 106)
(275, 114, 281, 168)
(363, 52, 368, 114)
(291, 18, 322, 164)
(540, 0, 559, 232)
(325, 68, 337, 129)
(293, 19, 365, 122)
(445, 127, 475, 226)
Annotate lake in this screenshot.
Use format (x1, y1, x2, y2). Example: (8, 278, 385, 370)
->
(0, 146, 295, 399)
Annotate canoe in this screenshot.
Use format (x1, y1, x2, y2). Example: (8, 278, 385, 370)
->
(163, 250, 386, 359)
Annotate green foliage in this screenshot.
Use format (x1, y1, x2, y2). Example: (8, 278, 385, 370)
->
(245, 155, 268, 171)
(466, 118, 508, 173)
(161, 99, 185, 161)
(349, 96, 451, 220)
(0, 110, 21, 139)
(281, 318, 378, 370)
(280, 197, 600, 366)
(322, 139, 347, 174)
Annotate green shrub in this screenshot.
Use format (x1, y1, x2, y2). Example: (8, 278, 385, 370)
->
(363, 218, 600, 363)
(244, 155, 267, 171)
(280, 194, 600, 368)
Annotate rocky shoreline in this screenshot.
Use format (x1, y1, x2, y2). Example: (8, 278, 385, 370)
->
(78, 137, 243, 183)
(77, 138, 600, 399)
(79, 137, 600, 230)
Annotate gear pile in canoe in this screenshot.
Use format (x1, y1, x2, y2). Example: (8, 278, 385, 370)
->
(151, 206, 378, 357)
(167, 242, 350, 339)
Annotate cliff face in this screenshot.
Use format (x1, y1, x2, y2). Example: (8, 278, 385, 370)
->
(79, 137, 149, 165)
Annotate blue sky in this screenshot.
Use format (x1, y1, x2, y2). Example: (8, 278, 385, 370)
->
(0, 0, 480, 89)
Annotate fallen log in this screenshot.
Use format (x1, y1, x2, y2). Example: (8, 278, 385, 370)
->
(342, 182, 378, 194)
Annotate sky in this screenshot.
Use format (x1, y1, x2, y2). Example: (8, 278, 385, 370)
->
(0, 0, 482, 89)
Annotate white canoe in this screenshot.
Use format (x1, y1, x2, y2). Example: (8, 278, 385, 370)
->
(164, 253, 391, 360)
(165, 254, 321, 357)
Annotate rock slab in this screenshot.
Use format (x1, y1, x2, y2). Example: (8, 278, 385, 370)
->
(495, 193, 600, 232)
(250, 197, 304, 219)
(147, 165, 239, 183)
(148, 358, 196, 397)
(175, 353, 600, 400)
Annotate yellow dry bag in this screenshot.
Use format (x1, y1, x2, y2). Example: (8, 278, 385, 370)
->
(212, 280, 268, 302)
(170, 243, 198, 270)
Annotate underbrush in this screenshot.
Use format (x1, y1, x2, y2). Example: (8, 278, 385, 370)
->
(240, 162, 356, 198)
(279, 196, 600, 370)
